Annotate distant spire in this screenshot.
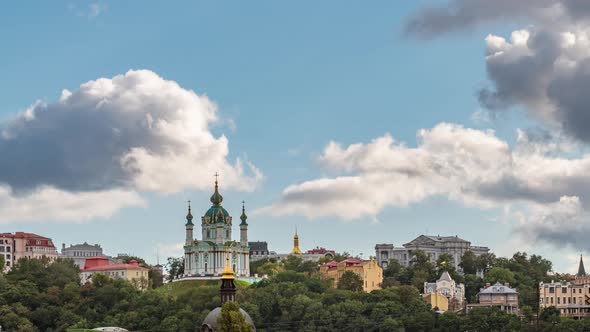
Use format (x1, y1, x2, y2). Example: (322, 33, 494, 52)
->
(578, 254, 586, 277)
(185, 200, 194, 226)
(240, 200, 248, 225)
(290, 226, 302, 255)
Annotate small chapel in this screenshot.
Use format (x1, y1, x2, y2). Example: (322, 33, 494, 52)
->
(183, 176, 250, 277)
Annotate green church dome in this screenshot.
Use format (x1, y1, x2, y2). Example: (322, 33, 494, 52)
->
(205, 205, 230, 223)
(203, 177, 231, 224)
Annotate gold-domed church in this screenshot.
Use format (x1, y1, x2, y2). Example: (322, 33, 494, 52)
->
(183, 176, 250, 277)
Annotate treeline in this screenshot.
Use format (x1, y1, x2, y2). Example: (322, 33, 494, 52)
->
(0, 252, 586, 331)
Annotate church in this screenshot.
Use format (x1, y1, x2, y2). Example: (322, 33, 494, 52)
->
(183, 177, 250, 277)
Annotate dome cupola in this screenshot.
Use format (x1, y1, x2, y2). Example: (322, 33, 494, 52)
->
(240, 201, 248, 226)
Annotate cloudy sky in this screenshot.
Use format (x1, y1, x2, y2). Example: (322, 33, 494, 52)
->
(2, 0, 590, 272)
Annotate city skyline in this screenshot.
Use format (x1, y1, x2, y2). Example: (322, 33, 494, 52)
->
(2, 1, 590, 274)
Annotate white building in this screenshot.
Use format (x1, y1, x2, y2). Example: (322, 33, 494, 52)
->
(375, 235, 489, 271)
(424, 271, 465, 311)
(61, 242, 108, 266)
(183, 178, 250, 277)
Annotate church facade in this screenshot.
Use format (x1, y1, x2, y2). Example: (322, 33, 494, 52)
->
(183, 178, 250, 277)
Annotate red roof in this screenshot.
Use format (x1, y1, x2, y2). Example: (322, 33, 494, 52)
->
(82, 257, 145, 272)
(0, 232, 50, 239)
(82, 259, 145, 272)
(322, 258, 368, 270)
(0, 232, 55, 248)
(306, 247, 336, 255)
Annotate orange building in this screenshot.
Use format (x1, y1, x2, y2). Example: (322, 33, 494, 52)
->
(80, 257, 150, 289)
(320, 258, 383, 292)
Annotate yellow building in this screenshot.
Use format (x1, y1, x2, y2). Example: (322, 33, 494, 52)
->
(423, 292, 449, 311)
(80, 257, 150, 290)
(539, 255, 590, 318)
(320, 258, 383, 292)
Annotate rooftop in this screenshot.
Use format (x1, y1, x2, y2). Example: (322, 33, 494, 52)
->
(479, 282, 518, 294)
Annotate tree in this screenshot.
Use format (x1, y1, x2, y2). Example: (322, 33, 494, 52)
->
(166, 257, 184, 281)
(476, 253, 497, 273)
(337, 271, 363, 292)
(540, 306, 560, 324)
(0, 254, 4, 272)
(383, 258, 403, 278)
(436, 253, 455, 271)
(484, 267, 516, 285)
(216, 302, 254, 332)
(460, 250, 478, 275)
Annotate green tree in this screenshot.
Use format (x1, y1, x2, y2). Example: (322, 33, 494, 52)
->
(484, 266, 516, 285)
(0, 254, 4, 272)
(337, 271, 363, 292)
(383, 258, 403, 278)
(166, 257, 184, 281)
(459, 250, 478, 275)
(216, 302, 254, 332)
(476, 252, 497, 273)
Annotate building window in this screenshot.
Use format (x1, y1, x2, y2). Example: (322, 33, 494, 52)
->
(562, 287, 568, 293)
(558, 297, 560, 304)
(549, 287, 555, 293)
(6, 247, 10, 252)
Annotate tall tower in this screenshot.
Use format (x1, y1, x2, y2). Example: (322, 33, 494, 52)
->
(290, 227, 302, 255)
(220, 256, 236, 304)
(185, 201, 194, 245)
(240, 201, 248, 247)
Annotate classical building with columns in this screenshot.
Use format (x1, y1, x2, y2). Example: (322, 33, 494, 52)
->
(183, 178, 250, 277)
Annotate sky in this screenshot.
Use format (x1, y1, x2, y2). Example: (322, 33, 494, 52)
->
(2, 0, 590, 273)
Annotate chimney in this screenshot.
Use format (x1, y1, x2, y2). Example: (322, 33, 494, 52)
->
(485, 283, 491, 288)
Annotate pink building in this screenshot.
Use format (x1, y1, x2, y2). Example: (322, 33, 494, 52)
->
(0, 232, 59, 271)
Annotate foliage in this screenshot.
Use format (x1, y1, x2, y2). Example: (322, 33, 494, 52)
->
(166, 257, 184, 281)
(1, 251, 588, 331)
(337, 271, 363, 292)
(217, 301, 254, 332)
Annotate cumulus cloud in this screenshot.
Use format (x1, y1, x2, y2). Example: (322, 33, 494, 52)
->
(404, 0, 590, 38)
(0, 186, 144, 224)
(0, 70, 261, 222)
(259, 123, 590, 221)
(516, 196, 590, 251)
(407, 1, 590, 144)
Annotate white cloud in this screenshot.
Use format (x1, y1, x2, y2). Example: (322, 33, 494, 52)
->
(0, 69, 261, 223)
(0, 185, 144, 224)
(259, 123, 590, 221)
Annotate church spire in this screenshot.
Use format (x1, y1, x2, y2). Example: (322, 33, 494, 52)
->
(290, 226, 302, 255)
(578, 254, 586, 277)
(240, 200, 248, 225)
(220, 256, 236, 304)
(185, 200, 194, 226)
(210, 173, 223, 206)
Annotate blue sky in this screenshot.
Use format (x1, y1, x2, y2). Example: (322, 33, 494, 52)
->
(2, 1, 589, 272)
